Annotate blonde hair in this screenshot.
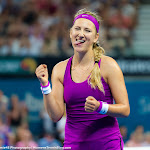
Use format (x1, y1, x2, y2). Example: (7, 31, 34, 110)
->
(74, 9, 105, 93)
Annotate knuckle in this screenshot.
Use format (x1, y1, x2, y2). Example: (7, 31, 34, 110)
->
(39, 64, 42, 68)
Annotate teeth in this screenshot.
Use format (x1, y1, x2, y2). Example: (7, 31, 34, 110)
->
(77, 40, 85, 43)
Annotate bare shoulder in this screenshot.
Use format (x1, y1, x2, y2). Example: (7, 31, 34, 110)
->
(101, 55, 120, 69)
(53, 58, 69, 71)
(101, 55, 123, 81)
(52, 58, 69, 83)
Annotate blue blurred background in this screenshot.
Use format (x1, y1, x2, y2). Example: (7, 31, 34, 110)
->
(0, 0, 150, 148)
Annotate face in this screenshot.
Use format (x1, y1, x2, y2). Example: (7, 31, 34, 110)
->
(70, 18, 99, 53)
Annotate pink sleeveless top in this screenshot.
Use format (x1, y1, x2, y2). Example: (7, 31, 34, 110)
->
(63, 56, 121, 144)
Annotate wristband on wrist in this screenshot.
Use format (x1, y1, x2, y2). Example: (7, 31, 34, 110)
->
(96, 101, 109, 114)
(40, 81, 51, 95)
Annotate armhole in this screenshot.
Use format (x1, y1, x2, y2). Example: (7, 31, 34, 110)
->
(98, 57, 107, 84)
(63, 56, 73, 86)
(98, 58, 101, 69)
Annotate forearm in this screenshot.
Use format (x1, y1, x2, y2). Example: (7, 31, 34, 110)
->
(106, 104, 130, 118)
(35, 63, 65, 122)
(43, 93, 64, 122)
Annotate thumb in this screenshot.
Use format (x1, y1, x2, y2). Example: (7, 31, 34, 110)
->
(42, 64, 47, 77)
(42, 64, 47, 69)
(86, 96, 94, 101)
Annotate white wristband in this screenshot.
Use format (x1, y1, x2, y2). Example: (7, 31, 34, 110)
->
(40, 81, 51, 95)
(100, 102, 109, 114)
(97, 101, 109, 114)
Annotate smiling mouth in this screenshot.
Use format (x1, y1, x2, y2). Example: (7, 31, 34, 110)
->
(74, 39, 85, 45)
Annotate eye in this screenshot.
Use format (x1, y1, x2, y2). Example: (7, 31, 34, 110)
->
(85, 29, 91, 32)
(75, 27, 80, 30)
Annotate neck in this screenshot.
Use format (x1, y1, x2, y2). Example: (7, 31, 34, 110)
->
(73, 49, 94, 66)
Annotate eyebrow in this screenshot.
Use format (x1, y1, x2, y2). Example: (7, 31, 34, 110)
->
(74, 26, 92, 30)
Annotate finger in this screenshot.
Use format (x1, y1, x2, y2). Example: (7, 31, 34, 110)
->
(84, 105, 94, 111)
(37, 72, 46, 79)
(42, 65, 48, 76)
(86, 96, 94, 99)
(35, 65, 44, 73)
(36, 68, 45, 74)
(86, 96, 95, 101)
(85, 108, 93, 112)
(85, 102, 95, 108)
(36, 70, 46, 78)
(43, 64, 47, 68)
(85, 100, 95, 105)
(36, 64, 47, 70)
(36, 70, 46, 77)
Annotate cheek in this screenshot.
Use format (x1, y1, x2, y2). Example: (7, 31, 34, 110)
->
(86, 35, 95, 43)
(71, 31, 78, 38)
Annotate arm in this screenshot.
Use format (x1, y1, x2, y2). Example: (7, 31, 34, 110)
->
(85, 56, 130, 118)
(105, 57, 130, 117)
(35, 62, 66, 122)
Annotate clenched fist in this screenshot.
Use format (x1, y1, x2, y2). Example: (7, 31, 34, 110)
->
(35, 64, 49, 86)
(84, 96, 100, 112)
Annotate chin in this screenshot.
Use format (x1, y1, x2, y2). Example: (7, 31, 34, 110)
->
(75, 48, 86, 53)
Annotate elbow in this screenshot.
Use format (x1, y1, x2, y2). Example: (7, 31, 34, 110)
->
(51, 115, 63, 123)
(51, 118, 59, 123)
(52, 117, 62, 123)
(123, 107, 130, 118)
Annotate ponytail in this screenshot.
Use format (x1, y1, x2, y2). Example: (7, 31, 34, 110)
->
(88, 43, 105, 94)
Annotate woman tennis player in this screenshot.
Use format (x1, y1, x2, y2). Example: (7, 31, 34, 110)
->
(35, 9, 130, 150)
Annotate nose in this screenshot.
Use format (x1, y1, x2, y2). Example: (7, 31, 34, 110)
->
(78, 31, 85, 39)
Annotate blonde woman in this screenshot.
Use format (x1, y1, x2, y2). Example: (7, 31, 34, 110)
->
(35, 9, 130, 150)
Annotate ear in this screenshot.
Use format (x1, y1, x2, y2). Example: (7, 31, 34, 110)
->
(70, 28, 72, 39)
(94, 33, 99, 43)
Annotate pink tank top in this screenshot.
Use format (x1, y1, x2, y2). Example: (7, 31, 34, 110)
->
(63, 56, 121, 144)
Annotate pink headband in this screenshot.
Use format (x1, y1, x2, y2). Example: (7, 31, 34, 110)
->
(73, 14, 99, 33)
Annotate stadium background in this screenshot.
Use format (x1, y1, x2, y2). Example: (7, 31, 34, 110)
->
(0, 0, 150, 149)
